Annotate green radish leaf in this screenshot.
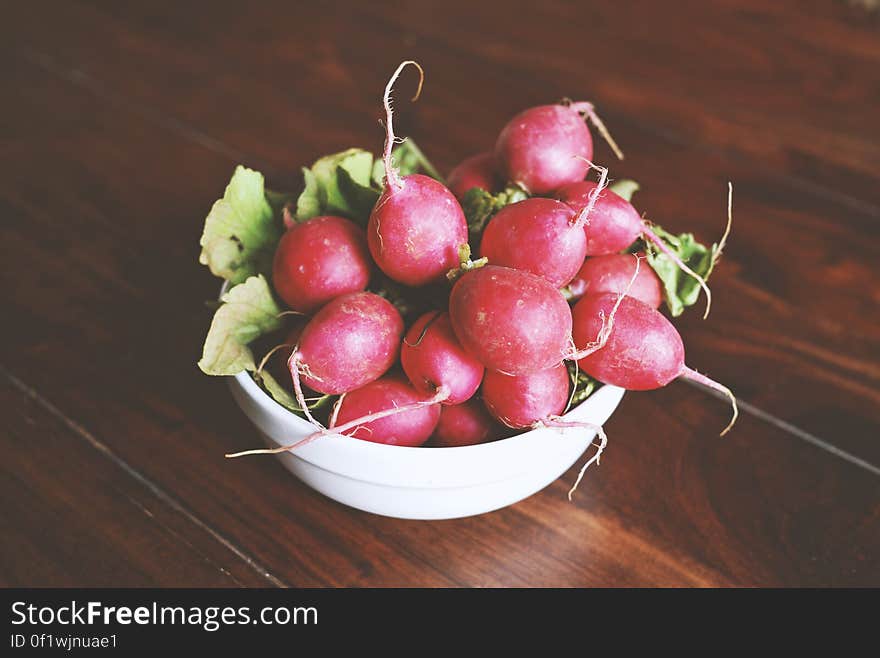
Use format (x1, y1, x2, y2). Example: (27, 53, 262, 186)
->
(198, 275, 282, 376)
(371, 139, 443, 186)
(295, 141, 442, 226)
(295, 167, 322, 221)
(642, 225, 718, 317)
(566, 361, 602, 407)
(461, 188, 496, 237)
(609, 179, 639, 202)
(462, 185, 529, 240)
(254, 369, 301, 411)
(199, 166, 281, 285)
(295, 148, 376, 222)
(337, 166, 381, 224)
(325, 149, 374, 215)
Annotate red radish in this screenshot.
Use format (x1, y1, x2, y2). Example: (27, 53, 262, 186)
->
(572, 292, 738, 434)
(368, 173, 467, 287)
(479, 197, 587, 287)
(494, 102, 622, 195)
(567, 253, 663, 308)
(557, 179, 714, 317)
(431, 399, 503, 447)
(367, 62, 468, 286)
(481, 362, 609, 498)
(556, 181, 642, 255)
(261, 308, 478, 453)
(449, 265, 572, 375)
(481, 363, 571, 429)
(446, 152, 499, 200)
(290, 292, 403, 406)
(272, 215, 372, 313)
(400, 311, 485, 405)
(328, 375, 441, 447)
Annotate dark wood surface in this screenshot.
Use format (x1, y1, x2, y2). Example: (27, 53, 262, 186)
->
(2, 0, 878, 587)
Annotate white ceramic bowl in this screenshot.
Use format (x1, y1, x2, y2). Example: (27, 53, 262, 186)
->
(228, 369, 624, 520)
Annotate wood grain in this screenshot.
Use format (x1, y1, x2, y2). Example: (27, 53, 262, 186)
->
(0, 374, 276, 587)
(1, 0, 878, 587)
(8, 0, 880, 208)
(5, 6, 879, 463)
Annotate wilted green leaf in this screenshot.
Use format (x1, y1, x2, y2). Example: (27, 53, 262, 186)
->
(254, 369, 301, 411)
(462, 185, 529, 240)
(253, 369, 332, 413)
(295, 148, 376, 222)
(643, 225, 717, 317)
(371, 139, 443, 186)
(199, 166, 281, 284)
(609, 179, 639, 202)
(337, 166, 382, 223)
(198, 275, 282, 375)
(294, 167, 321, 221)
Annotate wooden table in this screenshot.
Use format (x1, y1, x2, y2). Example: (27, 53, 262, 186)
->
(2, 0, 878, 587)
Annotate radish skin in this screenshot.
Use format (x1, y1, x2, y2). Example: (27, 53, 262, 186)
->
(479, 198, 587, 287)
(228, 376, 445, 456)
(447, 152, 499, 200)
(330, 375, 442, 446)
(368, 175, 468, 286)
(272, 215, 372, 313)
(557, 180, 714, 317)
(567, 253, 663, 308)
(572, 293, 738, 434)
(431, 399, 503, 447)
(555, 181, 643, 256)
(401, 311, 485, 405)
(494, 102, 622, 195)
(481, 363, 610, 496)
(481, 363, 571, 429)
(449, 265, 573, 375)
(494, 104, 593, 195)
(291, 292, 403, 396)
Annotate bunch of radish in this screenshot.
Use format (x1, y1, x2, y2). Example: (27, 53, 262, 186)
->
(199, 61, 737, 496)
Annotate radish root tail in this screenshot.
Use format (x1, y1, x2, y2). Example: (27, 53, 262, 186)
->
(570, 101, 624, 160)
(712, 182, 734, 268)
(322, 385, 448, 439)
(572, 158, 609, 229)
(255, 342, 295, 378)
(534, 416, 608, 499)
(288, 351, 323, 427)
(679, 366, 739, 436)
(643, 225, 713, 320)
(226, 386, 450, 459)
(566, 254, 641, 360)
(568, 432, 608, 500)
(275, 310, 307, 319)
(328, 393, 345, 429)
(382, 60, 425, 191)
